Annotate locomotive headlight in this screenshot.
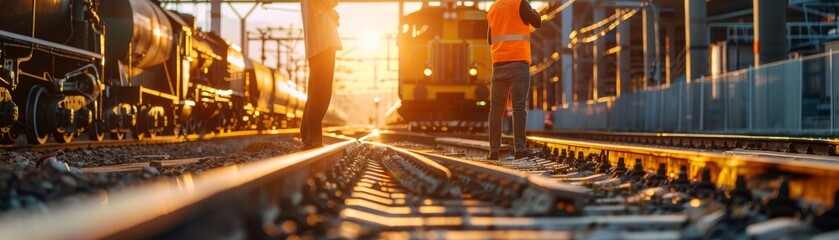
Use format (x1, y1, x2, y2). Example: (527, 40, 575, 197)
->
(423, 68, 433, 77)
(468, 67, 478, 77)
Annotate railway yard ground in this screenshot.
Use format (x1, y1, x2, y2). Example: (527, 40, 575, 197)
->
(1, 127, 839, 239)
(5, 0, 839, 238)
(0, 131, 305, 213)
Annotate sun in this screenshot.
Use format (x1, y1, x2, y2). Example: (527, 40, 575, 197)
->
(360, 29, 383, 51)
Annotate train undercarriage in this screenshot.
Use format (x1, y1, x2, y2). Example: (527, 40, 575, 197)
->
(1, 29, 103, 144)
(399, 99, 489, 132)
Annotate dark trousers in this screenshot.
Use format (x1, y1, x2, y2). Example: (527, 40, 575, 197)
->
(300, 49, 336, 147)
(488, 62, 530, 153)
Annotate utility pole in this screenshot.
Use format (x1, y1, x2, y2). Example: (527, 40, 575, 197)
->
(211, 0, 221, 34)
(249, 26, 305, 71)
(229, 2, 260, 57)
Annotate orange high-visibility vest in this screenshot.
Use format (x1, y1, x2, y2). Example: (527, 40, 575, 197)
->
(488, 0, 531, 64)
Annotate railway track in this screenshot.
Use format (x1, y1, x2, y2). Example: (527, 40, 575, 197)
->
(527, 129, 839, 156)
(423, 132, 839, 205)
(2, 130, 839, 238)
(385, 130, 839, 236)
(431, 130, 839, 204)
(0, 126, 354, 152)
(0, 130, 293, 152)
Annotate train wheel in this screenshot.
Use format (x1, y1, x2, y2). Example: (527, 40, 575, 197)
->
(25, 86, 51, 145)
(172, 124, 183, 138)
(193, 122, 206, 139)
(134, 106, 159, 140)
(88, 122, 105, 141)
(183, 122, 194, 135)
(0, 132, 20, 145)
(53, 132, 74, 143)
(132, 130, 145, 141)
(110, 132, 125, 140)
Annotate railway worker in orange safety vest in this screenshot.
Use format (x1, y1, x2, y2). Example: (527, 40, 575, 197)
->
(486, 0, 541, 160)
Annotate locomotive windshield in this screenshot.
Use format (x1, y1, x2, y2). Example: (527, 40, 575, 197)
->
(400, 9, 443, 40)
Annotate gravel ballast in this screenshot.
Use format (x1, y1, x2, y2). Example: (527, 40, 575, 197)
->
(0, 136, 302, 212)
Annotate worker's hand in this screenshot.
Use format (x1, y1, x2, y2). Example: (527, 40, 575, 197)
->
(530, 15, 542, 32)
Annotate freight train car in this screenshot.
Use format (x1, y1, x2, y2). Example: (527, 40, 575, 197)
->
(0, 0, 105, 144)
(0, 0, 343, 144)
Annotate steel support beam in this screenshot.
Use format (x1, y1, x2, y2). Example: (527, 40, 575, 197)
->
(643, 2, 660, 88)
(616, 11, 630, 97)
(229, 3, 260, 57)
(531, 34, 545, 110)
(211, 0, 222, 34)
(592, 7, 604, 99)
(546, 21, 562, 108)
(665, 22, 675, 85)
(538, 31, 555, 109)
(685, 0, 708, 82)
(561, 0, 573, 106)
(754, 0, 788, 66)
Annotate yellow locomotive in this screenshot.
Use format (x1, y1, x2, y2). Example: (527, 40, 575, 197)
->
(397, 2, 491, 132)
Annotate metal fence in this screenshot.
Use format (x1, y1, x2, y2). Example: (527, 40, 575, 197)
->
(553, 50, 839, 136)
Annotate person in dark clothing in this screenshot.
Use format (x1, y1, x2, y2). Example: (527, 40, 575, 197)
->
(486, 0, 541, 160)
(299, 0, 342, 150)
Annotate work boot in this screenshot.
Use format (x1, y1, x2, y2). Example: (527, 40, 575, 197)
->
(514, 151, 530, 159)
(487, 152, 499, 160)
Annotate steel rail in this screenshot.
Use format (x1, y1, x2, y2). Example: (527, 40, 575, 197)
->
(527, 135, 839, 206)
(1, 126, 354, 152)
(527, 129, 839, 156)
(407, 148, 588, 216)
(0, 134, 361, 239)
(80, 157, 206, 173)
(432, 129, 839, 156)
(359, 131, 588, 216)
(0, 130, 455, 239)
(377, 129, 436, 145)
(382, 142, 452, 180)
(379, 129, 839, 206)
(0, 129, 296, 152)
